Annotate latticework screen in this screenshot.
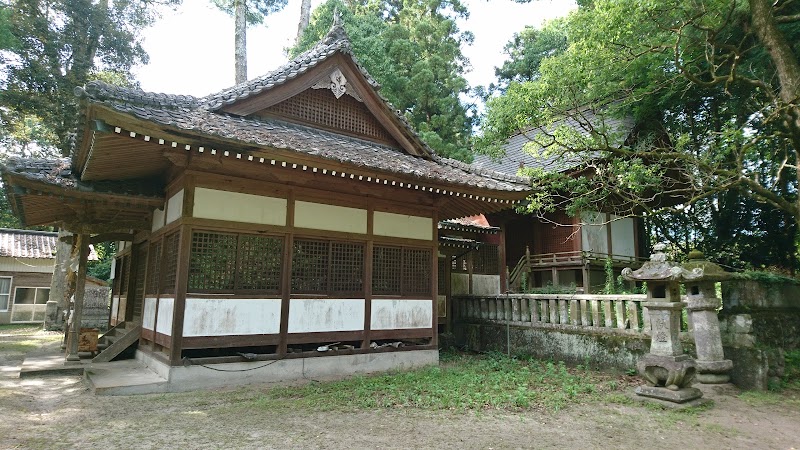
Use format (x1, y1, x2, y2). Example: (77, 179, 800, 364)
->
(160, 231, 180, 295)
(263, 89, 398, 145)
(145, 240, 162, 295)
(403, 248, 432, 296)
(372, 245, 402, 295)
(188, 232, 237, 292)
(291, 239, 329, 293)
(329, 242, 364, 293)
(473, 244, 500, 275)
(238, 234, 283, 292)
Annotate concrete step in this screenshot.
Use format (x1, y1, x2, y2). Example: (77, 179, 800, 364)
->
(84, 360, 168, 395)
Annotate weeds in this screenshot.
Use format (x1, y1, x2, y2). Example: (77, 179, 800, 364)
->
(241, 351, 634, 413)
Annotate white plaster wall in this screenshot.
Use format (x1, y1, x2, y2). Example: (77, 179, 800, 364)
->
(472, 274, 501, 296)
(373, 212, 433, 241)
(580, 211, 608, 254)
(151, 208, 165, 232)
(166, 189, 184, 225)
(610, 215, 636, 257)
(110, 296, 120, 321)
(287, 299, 365, 333)
(0, 257, 53, 273)
(294, 201, 367, 234)
(183, 298, 282, 337)
(371, 299, 432, 330)
(156, 297, 174, 336)
(193, 187, 287, 226)
(143, 297, 157, 331)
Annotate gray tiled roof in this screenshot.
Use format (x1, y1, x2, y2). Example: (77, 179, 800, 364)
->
(2, 158, 164, 198)
(71, 23, 530, 194)
(0, 228, 57, 259)
(204, 23, 380, 110)
(473, 112, 634, 177)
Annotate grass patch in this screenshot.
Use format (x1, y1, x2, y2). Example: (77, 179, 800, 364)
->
(0, 324, 45, 336)
(0, 340, 42, 353)
(243, 351, 635, 413)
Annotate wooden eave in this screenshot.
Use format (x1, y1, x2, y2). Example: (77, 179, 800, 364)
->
(4, 172, 163, 228)
(217, 53, 429, 158)
(76, 116, 528, 207)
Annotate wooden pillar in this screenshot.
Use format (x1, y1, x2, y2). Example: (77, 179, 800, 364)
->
(169, 226, 191, 365)
(66, 233, 89, 362)
(499, 222, 508, 293)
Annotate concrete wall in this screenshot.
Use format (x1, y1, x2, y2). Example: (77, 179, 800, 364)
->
(719, 279, 800, 390)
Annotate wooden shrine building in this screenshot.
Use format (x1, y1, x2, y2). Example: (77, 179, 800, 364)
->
(1, 22, 530, 388)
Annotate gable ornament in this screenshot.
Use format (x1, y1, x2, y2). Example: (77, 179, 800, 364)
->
(312, 68, 363, 102)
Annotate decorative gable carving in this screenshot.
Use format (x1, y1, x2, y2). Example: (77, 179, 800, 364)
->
(311, 68, 362, 102)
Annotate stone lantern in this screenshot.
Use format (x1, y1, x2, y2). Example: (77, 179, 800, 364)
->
(682, 250, 733, 384)
(622, 243, 703, 403)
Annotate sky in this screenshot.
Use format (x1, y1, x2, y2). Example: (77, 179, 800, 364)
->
(134, 0, 577, 98)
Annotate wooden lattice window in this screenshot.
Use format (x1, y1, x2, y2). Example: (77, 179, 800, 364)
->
(145, 240, 162, 296)
(473, 244, 499, 275)
(372, 246, 402, 295)
(291, 239, 328, 293)
(403, 248, 432, 296)
(187, 231, 284, 294)
(292, 239, 364, 295)
(188, 232, 237, 292)
(372, 245, 432, 297)
(238, 234, 283, 292)
(160, 232, 180, 295)
(330, 242, 363, 293)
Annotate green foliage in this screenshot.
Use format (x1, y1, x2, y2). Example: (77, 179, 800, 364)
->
(734, 270, 800, 285)
(0, 0, 180, 156)
(211, 0, 288, 24)
(290, 0, 475, 162)
(87, 241, 116, 282)
(477, 0, 800, 272)
(245, 352, 626, 411)
(526, 282, 575, 294)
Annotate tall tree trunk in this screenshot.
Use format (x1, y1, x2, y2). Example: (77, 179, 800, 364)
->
(234, 0, 247, 84)
(295, 0, 311, 46)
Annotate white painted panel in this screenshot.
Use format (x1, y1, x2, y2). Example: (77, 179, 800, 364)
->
(371, 299, 433, 330)
(183, 298, 282, 337)
(0, 257, 53, 273)
(373, 212, 433, 241)
(294, 201, 367, 234)
(472, 274, 501, 296)
(166, 189, 184, 224)
(193, 187, 287, 226)
(610, 215, 636, 258)
(110, 296, 120, 321)
(151, 208, 165, 232)
(580, 211, 608, 254)
(156, 297, 174, 336)
(143, 297, 157, 330)
(287, 299, 364, 333)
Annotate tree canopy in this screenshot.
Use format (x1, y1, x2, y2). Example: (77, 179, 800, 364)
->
(291, 0, 475, 162)
(477, 0, 800, 270)
(0, 0, 179, 157)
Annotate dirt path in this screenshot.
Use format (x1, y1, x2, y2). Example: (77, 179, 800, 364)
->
(1, 333, 799, 449)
